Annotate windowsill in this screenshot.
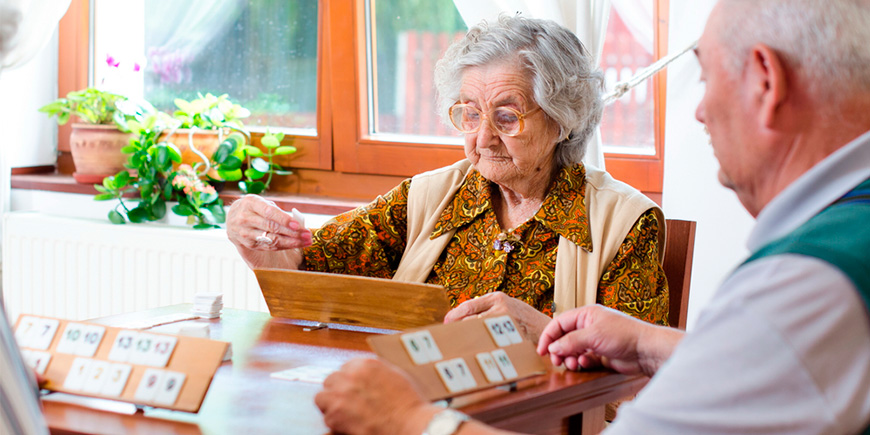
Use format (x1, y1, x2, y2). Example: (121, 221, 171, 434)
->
(11, 172, 363, 216)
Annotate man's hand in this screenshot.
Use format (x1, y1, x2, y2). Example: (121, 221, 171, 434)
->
(444, 292, 551, 344)
(315, 358, 439, 435)
(536, 305, 683, 377)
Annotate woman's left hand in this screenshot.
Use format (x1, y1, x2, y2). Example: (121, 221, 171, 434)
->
(444, 292, 552, 344)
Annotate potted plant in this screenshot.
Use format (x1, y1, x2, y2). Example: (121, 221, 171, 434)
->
(160, 92, 251, 179)
(94, 110, 296, 229)
(38, 88, 143, 183)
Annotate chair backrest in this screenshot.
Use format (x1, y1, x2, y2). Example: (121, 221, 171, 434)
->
(663, 219, 697, 330)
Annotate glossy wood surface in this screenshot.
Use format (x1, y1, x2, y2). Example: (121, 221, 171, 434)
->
(42, 305, 647, 435)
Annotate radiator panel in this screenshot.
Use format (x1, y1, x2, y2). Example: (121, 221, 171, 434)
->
(2, 212, 267, 322)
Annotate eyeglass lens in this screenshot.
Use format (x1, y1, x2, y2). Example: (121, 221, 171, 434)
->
(450, 105, 521, 135)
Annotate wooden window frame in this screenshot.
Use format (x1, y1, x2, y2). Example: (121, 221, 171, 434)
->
(55, 0, 668, 201)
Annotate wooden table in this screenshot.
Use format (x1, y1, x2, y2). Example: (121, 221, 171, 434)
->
(41, 305, 647, 435)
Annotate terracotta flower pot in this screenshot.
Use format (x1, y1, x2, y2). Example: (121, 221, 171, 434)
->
(69, 123, 134, 184)
(159, 128, 229, 179)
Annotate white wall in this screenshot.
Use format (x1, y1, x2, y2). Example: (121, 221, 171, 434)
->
(662, 0, 756, 329)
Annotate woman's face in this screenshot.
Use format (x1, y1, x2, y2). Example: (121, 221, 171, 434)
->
(458, 61, 561, 189)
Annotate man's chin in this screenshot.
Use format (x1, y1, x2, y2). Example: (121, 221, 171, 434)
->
(717, 171, 735, 191)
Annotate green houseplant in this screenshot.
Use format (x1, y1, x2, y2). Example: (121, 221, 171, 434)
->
(94, 94, 298, 229)
(38, 88, 144, 183)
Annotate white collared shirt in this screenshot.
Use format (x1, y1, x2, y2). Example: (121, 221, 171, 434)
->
(608, 131, 870, 434)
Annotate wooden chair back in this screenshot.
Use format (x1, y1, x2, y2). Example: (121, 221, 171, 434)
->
(662, 219, 697, 330)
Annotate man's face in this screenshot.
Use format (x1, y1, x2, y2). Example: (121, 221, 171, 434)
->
(694, 4, 764, 215)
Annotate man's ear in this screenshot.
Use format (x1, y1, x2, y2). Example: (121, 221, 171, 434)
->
(746, 43, 788, 128)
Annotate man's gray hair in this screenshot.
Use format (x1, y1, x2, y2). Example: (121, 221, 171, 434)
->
(719, 0, 870, 102)
(434, 14, 604, 167)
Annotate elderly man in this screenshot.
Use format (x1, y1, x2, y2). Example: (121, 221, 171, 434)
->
(316, 0, 870, 434)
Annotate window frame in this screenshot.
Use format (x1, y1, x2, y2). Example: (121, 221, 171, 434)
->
(57, 0, 668, 199)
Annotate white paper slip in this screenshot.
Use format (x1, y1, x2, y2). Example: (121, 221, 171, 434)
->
(401, 331, 433, 365)
(491, 349, 518, 379)
(63, 358, 92, 392)
(108, 330, 139, 362)
(82, 360, 111, 394)
(56, 323, 87, 355)
(475, 352, 504, 383)
(483, 317, 512, 347)
(100, 364, 133, 397)
(451, 358, 477, 390)
(25, 318, 60, 350)
(435, 359, 467, 393)
(134, 369, 166, 403)
(14, 316, 40, 347)
(153, 371, 187, 406)
(270, 365, 337, 384)
(24, 350, 52, 375)
(75, 324, 106, 357)
(491, 316, 523, 344)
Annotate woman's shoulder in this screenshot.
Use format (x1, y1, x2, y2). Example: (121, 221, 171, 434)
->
(411, 159, 473, 181)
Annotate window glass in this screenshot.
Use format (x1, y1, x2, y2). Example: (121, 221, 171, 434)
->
(367, 0, 466, 143)
(94, 0, 318, 134)
(600, 6, 656, 155)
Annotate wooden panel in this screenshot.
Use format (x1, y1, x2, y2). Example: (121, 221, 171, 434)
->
(368, 317, 548, 401)
(254, 268, 451, 330)
(57, 0, 89, 157)
(663, 219, 697, 330)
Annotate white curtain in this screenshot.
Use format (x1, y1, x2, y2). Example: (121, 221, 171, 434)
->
(0, 0, 71, 70)
(611, 0, 654, 55)
(452, 0, 612, 170)
(0, 0, 71, 252)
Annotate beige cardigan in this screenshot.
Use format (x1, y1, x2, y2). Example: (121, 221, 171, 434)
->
(392, 160, 664, 315)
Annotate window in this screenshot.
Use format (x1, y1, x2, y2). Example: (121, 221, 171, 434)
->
(59, 0, 668, 197)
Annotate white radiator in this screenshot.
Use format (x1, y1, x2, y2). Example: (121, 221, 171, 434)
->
(1, 211, 267, 323)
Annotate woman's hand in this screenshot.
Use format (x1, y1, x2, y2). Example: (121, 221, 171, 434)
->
(226, 195, 313, 269)
(443, 292, 552, 344)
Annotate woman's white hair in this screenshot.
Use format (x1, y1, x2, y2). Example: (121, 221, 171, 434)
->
(719, 0, 870, 103)
(434, 14, 604, 167)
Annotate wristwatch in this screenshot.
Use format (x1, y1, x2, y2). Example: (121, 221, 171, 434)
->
(422, 409, 470, 435)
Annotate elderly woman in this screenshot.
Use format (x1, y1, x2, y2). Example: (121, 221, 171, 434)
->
(227, 15, 668, 342)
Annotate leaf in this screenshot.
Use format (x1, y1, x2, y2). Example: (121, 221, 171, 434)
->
(151, 199, 167, 219)
(200, 191, 218, 204)
(172, 203, 195, 216)
(114, 170, 131, 187)
(213, 142, 234, 163)
(242, 145, 263, 157)
(94, 193, 115, 201)
(217, 168, 243, 181)
(94, 184, 110, 193)
(208, 203, 226, 222)
(193, 223, 215, 230)
(166, 143, 182, 163)
(155, 146, 170, 170)
(127, 206, 147, 223)
(274, 146, 297, 156)
(261, 134, 280, 148)
(222, 156, 243, 170)
(108, 210, 126, 224)
(244, 167, 266, 180)
(251, 158, 270, 173)
(273, 169, 294, 176)
(246, 181, 266, 195)
(199, 208, 217, 224)
(121, 145, 137, 154)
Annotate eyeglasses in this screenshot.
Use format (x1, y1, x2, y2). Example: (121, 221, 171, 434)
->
(448, 103, 542, 137)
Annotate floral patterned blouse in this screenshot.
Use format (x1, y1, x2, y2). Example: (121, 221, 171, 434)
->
(302, 163, 669, 325)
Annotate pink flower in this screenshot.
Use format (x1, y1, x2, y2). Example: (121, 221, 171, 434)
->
(106, 54, 120, 68)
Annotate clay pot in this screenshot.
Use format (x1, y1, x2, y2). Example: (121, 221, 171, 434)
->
(69, 123, 134, 184)
(159, 128, 229, 179)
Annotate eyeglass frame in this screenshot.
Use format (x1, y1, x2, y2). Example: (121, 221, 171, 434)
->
(448, 102, 543, 137)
